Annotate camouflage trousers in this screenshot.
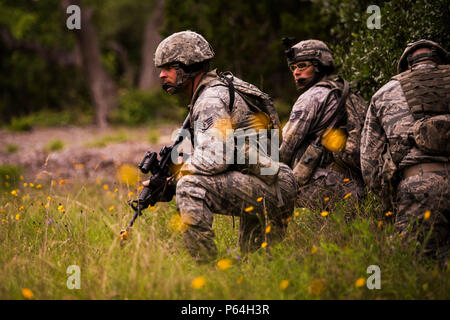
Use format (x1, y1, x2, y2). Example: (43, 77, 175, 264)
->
(176, 163, 296, 262)
(296, 168, 364, 212)
(395, 171, 450, 261)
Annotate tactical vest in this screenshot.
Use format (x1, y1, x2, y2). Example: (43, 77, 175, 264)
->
(292, 77, 368, 185)
(392, 64, 450, 156)
(189, 70, 282, 185)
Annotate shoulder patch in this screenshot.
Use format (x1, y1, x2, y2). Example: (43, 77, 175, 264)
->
(289, 111, 302, 121)
(198, 116, 214, 132)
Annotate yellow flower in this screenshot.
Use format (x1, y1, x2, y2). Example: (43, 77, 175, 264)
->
(343, 178, 350, 182)
(114, 188, 118, 193)
(311, 245, 318, 254)
(308, 279, 326, 296)
(245, 206, 254, 212)
(57, 205, 65, 213)
(385, 211, 393, 217)
(36, 184, 42, 189)
(128, 191, 134, 197)
(344, 193, 352, 199)
(119, 230, 129, 241)
(11, 190, 19, 197)
(29, 183, 34, 188)
(108, 205, 115, 211)
(320, 211, 329, 217)
(424, 210, 431, 220)
(21, 288, 34, 299)
(23, 183, 28, 187)
(261, 242, 268, 248)
(191, 276, 206, 290)
(15, 214, 20, 220)
(19, 206, 24, 211)
(1, 219, 6, 224)
(257, 197, 263, 202)
(20, 175, 24, 181)
(265, 226, 271, 234)
(324, 197, 330, 202)
(103, 184, 109, 190)
(168, 214, 188, 234)
(279, 280, 290, 291)
(355, 277, 366, 288)
(47, 196, 52, 201)
(116, 164, 140, 185)
(321, 128, 347, 152)
(217, 258, 233, 271)
(377, 221, 383, 228)
(294, 211, 299, 217)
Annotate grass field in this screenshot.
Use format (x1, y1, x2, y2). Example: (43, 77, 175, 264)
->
(0, 167, 449, 300)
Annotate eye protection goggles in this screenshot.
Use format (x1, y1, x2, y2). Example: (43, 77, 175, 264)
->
(289, 61, 313, 72)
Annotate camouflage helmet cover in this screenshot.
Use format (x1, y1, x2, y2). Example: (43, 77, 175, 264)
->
(154, 30, 215, 68)
(398, 39, 449, 73)
(288, 39, 335, 69)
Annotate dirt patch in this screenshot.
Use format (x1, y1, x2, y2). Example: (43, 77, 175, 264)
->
(0, 125, 179, 183)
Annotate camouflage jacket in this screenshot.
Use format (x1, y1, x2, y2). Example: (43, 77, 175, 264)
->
(360, 62, 449, 195)
(279, 75, 340, 168)
(180, 69, 280, 183)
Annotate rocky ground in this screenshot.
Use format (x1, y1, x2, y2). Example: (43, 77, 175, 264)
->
(0, 124, 180, 183)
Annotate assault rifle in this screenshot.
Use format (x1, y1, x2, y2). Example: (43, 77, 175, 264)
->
(120, 115, 190, 238)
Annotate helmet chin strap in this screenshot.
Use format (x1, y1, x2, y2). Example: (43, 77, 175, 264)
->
(162, 63, 202, 95)
(296, 70, 322, 91)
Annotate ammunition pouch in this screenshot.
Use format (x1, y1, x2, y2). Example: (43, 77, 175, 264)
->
(292, 142, 324, 186)
(411, 114, 450, 156)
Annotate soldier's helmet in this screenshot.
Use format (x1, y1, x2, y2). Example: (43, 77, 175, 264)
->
(288, 40, 335, 71)
(398, 39, 449, 73)
(154, 30, 215, 68)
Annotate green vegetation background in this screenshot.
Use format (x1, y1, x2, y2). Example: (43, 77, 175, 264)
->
(1, 0, 450, 300)
(1, 0, 449, 128)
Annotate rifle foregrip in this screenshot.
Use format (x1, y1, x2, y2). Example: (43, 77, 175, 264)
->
(137, 186, 156, 210)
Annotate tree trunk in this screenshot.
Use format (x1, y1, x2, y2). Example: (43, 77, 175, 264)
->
(138, 0, 164, 90)
(64, 0, 118, 128)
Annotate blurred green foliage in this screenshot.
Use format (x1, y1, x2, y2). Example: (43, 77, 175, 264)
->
(110, 89, 185, 125)
(45, 139, 65, 152)
(320, 0, 450, 101)
(0, 165, 22, 190)
(84, 132, 128, 148)
(0, 0, 448, 126)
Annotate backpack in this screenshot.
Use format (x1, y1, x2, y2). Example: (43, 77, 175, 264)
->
(218, 71, 282, 140)
(315, 77, 369, 172)
(392, 64, 450, 156)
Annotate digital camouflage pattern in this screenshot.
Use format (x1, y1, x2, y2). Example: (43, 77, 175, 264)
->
(397, 39, 449, 73)
(360, 62, 450, 259)
(154, 30, 214, 67)
(280, 75, 364, 210)
(176, 70, 296, 262)
(396, 171, 450, 260)
(288, 40, 334, 69)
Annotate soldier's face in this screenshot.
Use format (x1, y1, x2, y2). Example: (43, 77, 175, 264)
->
(292, 64, 315, 90)
(159, 65, 179, 93)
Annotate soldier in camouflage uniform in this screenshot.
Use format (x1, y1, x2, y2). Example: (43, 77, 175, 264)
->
(360, 40, 450, 260)
(279, 40, 365, 211)
(153, 31, 296, 262)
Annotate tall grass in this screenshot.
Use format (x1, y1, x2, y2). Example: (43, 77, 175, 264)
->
(0, 175, 448, 300)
